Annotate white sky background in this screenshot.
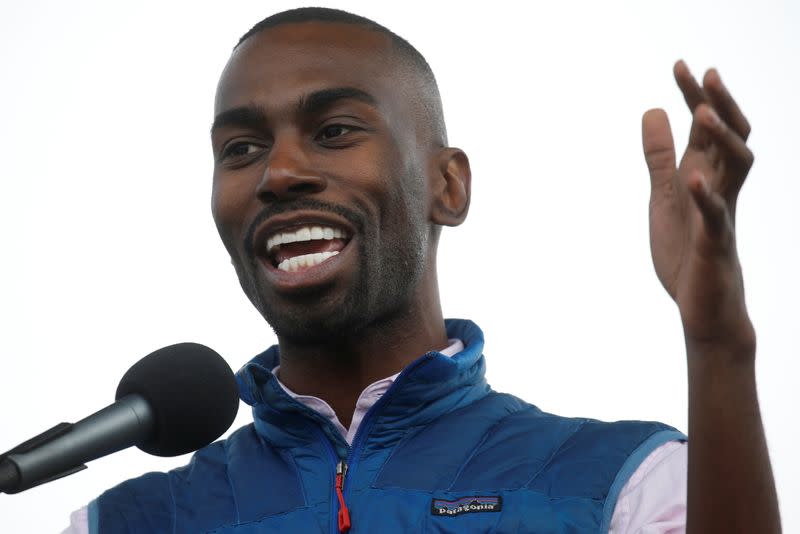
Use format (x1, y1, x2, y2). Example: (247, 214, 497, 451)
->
(1, 0, 797, 531)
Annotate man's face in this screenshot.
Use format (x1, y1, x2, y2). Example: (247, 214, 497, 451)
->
(211, 22, 434, 343)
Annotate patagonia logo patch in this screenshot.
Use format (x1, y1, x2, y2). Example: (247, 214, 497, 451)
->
(431, 496, 502, 516)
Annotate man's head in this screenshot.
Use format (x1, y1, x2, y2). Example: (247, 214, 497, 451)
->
(236, 8, 448, 148)
(210, 8, 470, 344)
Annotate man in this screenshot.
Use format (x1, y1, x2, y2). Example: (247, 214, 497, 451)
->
(65, 7, 780, 533)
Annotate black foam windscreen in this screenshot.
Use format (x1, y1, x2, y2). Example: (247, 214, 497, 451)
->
(115, 343, 239, 457)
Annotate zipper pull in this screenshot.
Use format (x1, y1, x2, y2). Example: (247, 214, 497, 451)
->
(335, 460, 351, 532)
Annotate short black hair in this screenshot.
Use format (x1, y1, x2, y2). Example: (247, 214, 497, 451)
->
(235, 7, 447, 145)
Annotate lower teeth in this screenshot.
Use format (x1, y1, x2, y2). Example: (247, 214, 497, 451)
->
(277, 251, 339, 272)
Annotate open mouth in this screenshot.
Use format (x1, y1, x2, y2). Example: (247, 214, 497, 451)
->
(265, 225, 351, 272)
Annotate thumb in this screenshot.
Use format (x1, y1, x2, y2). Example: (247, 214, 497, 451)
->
(642, 108, 676, 189)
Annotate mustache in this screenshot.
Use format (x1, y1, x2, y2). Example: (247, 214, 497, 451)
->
(244, 198, 365, 258)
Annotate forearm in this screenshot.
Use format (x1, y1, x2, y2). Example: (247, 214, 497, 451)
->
(685, 336, 781, 533)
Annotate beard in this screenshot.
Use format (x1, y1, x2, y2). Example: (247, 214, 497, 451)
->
(235, 196, 429, 346)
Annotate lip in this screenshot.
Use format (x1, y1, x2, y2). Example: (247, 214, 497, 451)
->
(260, 238, 354, 293)
(252, 211, 356, 258)
(250, 210, 356, 293)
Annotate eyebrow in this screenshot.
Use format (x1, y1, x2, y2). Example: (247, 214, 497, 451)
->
(299, 86, 377, 116)
(210, 87, 378, 135)
(210, 106, 268, 135)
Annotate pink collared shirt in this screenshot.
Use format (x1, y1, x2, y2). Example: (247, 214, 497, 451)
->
(63, 339, 687, 533)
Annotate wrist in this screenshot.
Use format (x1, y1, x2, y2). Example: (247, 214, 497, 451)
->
(684, 320, 756, 368)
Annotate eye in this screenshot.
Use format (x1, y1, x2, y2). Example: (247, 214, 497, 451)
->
(317, 124, 353, 141)
(220, 142, 263, 162)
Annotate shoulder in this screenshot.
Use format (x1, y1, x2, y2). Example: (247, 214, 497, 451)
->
(377, 391, 685, 495)
(458, 391, 684, 454)
(89, 424, 267, 532)
(482, 392, 685, 488)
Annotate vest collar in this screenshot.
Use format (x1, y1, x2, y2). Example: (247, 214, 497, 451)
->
(236, 319, 489, 452)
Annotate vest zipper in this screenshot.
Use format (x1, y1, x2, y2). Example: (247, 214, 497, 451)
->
(313, 355, 438, 534)
(310, 425, 348, 534)
(335, 355, 434, 533)
(272, 376, 355, 534)
(335, 460, 351, 532)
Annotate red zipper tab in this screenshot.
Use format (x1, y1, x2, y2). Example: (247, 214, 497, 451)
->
(335, 460, 351, 532)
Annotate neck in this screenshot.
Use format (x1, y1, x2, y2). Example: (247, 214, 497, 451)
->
(275, 283, 447, 428)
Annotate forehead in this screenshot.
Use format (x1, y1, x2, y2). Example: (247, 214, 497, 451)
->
(215, 22, 402, 114)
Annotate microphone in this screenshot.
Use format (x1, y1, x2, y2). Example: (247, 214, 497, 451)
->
(0, 342, 239, 494)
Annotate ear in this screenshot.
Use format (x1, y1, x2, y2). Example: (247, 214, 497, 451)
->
(429, 147, 471, 226)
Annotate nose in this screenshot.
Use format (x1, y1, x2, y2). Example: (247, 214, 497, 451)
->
(256, 137, 327, 202)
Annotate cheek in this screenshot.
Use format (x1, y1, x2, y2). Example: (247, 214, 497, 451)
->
(357, 145, 423, 217)
(385, 156, 428, 226)
(211, 176, 254, 253)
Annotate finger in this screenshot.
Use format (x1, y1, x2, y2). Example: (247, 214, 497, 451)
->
(642, 108, 676, 189)
(675, 61, 710, 148)
(688, 171, 730, 238)
(674, 60, 706, 112)
(703, 69, 751, 141)
(696, 104, 754, 193)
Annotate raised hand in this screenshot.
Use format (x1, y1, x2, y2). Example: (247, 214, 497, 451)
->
(643, 60, 755, 349)
(642, 62, 781, 533)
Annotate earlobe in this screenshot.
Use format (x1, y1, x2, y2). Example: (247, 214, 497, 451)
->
(430, 148, 471, 227)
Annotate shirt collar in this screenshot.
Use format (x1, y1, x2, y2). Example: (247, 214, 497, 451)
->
(270, 339, 465, 444)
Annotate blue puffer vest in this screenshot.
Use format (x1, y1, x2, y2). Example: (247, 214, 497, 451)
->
(89, 319, 685, 533)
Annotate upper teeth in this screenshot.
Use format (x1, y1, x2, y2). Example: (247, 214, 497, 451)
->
(267, 225, 346, 252)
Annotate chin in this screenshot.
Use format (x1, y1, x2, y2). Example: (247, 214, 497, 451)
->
(264, 307, 364, 345)
(256, 284, 372, 345)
